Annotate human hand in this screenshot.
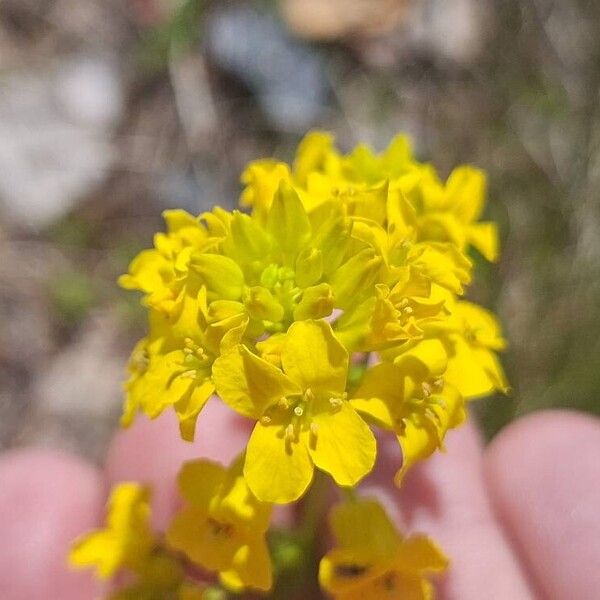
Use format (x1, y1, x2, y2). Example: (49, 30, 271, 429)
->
(1, 402, 598, 599)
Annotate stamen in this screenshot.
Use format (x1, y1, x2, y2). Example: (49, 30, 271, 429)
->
(260, 415, 272, 425)
(310, 422, 319, 437)
(180, 369, 197, 379)
(285, 423, 295, 441)
(421, 382, 432, 398)
(329, 397, 343, 411)
(424, 407, 440, 424)
(304, 388, 315, 402)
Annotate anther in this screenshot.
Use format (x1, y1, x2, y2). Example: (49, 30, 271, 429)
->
(424, 407, 440, 424)
(422, 382, 432, 398)
(403, 306, 414, 315)
(304, 388, 315, 402)
(285, 423, 295, 441)
(310, 422, 319, 437)
(329, 397, 343, 411)
(260, 415, 272, 425)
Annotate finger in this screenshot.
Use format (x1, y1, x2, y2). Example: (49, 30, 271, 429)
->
(361, 418, 534, 599)
(104, 398, 252, 530)
(485, 410, 600, 599)
(0, 448, 104, 600)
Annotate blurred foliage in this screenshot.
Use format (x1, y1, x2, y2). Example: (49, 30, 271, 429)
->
(139, 0, 206, 71)
(49, 271, 97, 330)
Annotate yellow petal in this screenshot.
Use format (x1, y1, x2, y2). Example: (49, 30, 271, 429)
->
(330, 247, 382, 309)
(189, 254, 244, 301)
(468, 221, 499, 262)
(293, 130, 335, 185)
(219, 537, 273, 592)
(240, 159, 290, 213)
(395, 386, 465, 484)
(295, 246, 324, 288)
(162, 208, 200, 233)
(395, 535, 448, 573)
(351, 362, 406, 429)
(308, 399, 376, 487)
(243, 286, 285, 322)
(445, 165, 486, 224)
(244, 420, 314, 503)
(218, 455, 272, 533)
(281, 320, 348, 393)
(175, 379, 215, 442)
(330, 500, 400, 560)
(166, 506, 241, 572)
(213, 345, 300, 419)
(178, 459, 226, 507)
(392, 339, 448, 381)
(293, 283, 334, 321)
(69, 532, 118, 579)
(224, 211, 272, 264)
(319, 548, 383, 596)
(409, 242, 472, 295)
(267, 181, 312, 255)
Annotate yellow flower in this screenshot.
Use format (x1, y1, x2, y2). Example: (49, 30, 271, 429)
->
(430, 300, 510, 399)
(118, 209, 214, 316)
(337, 268, 449, 352)
(213, 320, 377, 503)
(69, 483, 155, 579)
(351, 346, 465, 483)
(217, 181, 381, 332)
(408, 165, 499, 262)
(319, 499, 448, 600)
(240, 158, 292, 218)
(166, 456, 273, 592)
(122, 287, 248, 441)
(288, 131, 498, 262)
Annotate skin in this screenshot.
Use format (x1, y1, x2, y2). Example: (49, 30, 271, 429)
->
(0, 402, 599, 600)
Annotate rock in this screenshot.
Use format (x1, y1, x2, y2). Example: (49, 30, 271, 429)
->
(0, 55, 124, 230)
(205, 5, 328, 132)
(280, 0, 409, 41)
(406, 0, 488, 65)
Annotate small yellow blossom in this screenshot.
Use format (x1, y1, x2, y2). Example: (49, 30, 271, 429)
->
(69, 483, 155, 579)
(213, 320, 377, 503)
(351, 352, 465, 483)
(426, 299, 510, 399)
(70, 483, 208, 599)
(121, 288, 248, 441)
(166, 456, 273, 592)
(320, 499, 448, 599)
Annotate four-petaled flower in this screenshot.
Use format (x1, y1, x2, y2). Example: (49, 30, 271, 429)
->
(213, 319, 377, 503)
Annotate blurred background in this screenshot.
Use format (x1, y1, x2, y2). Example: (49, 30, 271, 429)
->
(1, 0, 600, 466)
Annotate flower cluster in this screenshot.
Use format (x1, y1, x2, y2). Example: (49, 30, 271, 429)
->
(71, 132, 507, 598)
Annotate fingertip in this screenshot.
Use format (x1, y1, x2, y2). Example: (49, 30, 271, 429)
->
(0, 447, 104, 600)
(485, 409, 600, 599)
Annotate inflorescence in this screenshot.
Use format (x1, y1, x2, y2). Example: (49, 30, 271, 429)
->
(70, 132, 508, 599)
